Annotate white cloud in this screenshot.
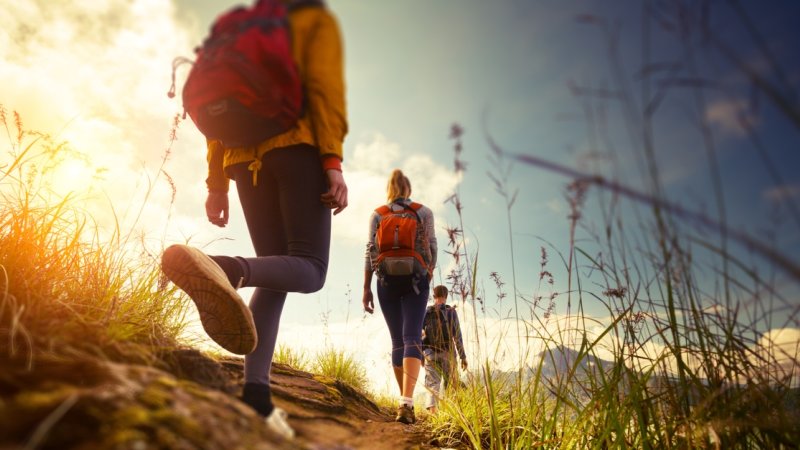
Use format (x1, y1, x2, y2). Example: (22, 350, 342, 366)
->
(752, 328, 800, 386)
(705, 98, 758, 137)
(335, 132, 461, 243)
(702, 303, 727, 315)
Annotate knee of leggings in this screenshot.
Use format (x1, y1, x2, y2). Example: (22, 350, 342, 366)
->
(300, 264, 327, 293)
(403, 340, 423, 362)
(303, 279, 324, 293)
(390, 339, 404, 367)
(391, 351, 404, 367)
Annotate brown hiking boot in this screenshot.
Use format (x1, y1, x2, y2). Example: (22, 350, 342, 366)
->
(161, 244, 257, 355)
(395, 404, 416, 424)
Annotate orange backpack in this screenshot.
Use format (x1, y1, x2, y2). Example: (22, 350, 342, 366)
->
(374, 202, 429, 277)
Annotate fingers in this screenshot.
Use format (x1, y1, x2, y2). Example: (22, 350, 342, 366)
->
(362, 292, 374, 314)
(206, 204, 227, 227)
(208, 213, 226, 227)
(208, 208, 229, 227)
(210, 217, 227, 227)
(206, 192, 229, 227)
(322, 169, 348, 214)
(332, 184, 348, 210)
(206, 208, 222, 226)
(320, 192, 348, 214)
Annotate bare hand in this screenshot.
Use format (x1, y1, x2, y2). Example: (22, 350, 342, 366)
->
(206, 191, 229, 227)
(362, 289, 374, 314)
(320, 169, 348, 215)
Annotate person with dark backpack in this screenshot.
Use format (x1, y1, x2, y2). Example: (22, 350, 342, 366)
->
(161, 0, 347, 440)
(362, 169, 437, 425)
(422, 285, 467, 414)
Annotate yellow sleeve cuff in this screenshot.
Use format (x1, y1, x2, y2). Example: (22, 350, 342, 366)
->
(206, 140, 230, 193)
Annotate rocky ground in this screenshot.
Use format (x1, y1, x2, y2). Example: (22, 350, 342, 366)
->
(0, 349, 448, 450)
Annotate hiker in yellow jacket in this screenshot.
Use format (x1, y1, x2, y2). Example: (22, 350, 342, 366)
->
(162, 0, 347, 440)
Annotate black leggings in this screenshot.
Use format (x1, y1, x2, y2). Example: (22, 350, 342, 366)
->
(229, 144, 331, 385)
(377, 276, 429, 367)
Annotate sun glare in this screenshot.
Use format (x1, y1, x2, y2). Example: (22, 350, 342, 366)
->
(50, 158, 96, 194)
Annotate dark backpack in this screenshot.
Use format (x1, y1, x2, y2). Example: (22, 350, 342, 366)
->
(169, 0, 303, 148)
(423, 306, 451, 351)
(373, 202, 430, 278)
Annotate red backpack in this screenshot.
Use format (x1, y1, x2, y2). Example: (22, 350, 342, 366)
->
(374, 202, 431, 278)
(168, 0, 302, 148)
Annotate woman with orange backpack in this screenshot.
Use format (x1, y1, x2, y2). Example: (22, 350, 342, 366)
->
(362, 169, 438, 424)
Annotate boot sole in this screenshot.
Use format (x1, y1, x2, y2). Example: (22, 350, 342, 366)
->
(161, 244, 257, 354)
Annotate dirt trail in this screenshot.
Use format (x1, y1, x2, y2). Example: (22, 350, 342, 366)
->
(0, 349, 448, 450)
(220, 357, 441, 450)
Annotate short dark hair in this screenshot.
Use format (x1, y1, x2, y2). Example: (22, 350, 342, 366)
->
(433, 285, 448, 299)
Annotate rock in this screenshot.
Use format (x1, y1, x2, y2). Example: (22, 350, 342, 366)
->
(0, 356, 299, 449)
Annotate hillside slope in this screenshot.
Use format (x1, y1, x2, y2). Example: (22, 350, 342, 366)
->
(0, 349, 439, 450)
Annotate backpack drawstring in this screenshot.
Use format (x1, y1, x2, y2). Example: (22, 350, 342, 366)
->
(412, 274, 421, 294)
(248, 157, 262, 186)
(167, 56, 194, 119)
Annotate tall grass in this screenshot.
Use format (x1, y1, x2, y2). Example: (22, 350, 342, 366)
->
(0, 106, 188, 367)
(274, 343, 370, 394)
(273, 344, 311, 371)
(429, 2, 800, 449)
(312, 347, 369, 393)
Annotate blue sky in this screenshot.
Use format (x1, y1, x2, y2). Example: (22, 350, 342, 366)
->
(2, 0, 799, 390)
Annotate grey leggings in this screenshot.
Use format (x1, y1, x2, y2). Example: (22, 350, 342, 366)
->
(230, 144, 331, 385)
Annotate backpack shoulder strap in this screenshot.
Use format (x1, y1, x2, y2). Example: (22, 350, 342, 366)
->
(439, 306, 449, 324)
(380, 202, 422, 220)
(423, 307, 433, 324)
(402, 202, 423, 221)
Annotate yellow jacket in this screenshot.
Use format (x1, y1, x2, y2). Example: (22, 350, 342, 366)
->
(205, 5, 348, 192)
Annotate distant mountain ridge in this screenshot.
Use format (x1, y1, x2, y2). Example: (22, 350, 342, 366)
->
(533, 345, 616, 380)
(483, 344, 617, 392)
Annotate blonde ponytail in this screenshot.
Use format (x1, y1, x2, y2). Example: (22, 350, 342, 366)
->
(386, 169, 411, 202)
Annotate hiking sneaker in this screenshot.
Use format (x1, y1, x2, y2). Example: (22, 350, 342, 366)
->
(395, 404, 416, 424)
(265, 407, 295, 440)
(161, 244, 257, 355)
